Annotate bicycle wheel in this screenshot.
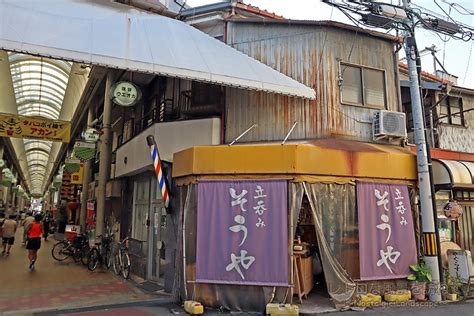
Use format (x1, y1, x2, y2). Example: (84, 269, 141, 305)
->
(72, 248, 82, 263)
(87, 248, 100, 271)
(52, 241, 69, 261)
(104, 247, 112, 269)
(121, 251, 130, 279)
(113, 251, 121, 275)
(81, 244, 90, 266)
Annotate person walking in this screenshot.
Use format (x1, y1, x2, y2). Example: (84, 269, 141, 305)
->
(22, 212, 34, 245)
(2, 214, 18, 256)
(25, 213, 44, 271)
(43, 213, 51, 241)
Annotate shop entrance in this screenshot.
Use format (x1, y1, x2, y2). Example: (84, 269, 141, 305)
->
(293, 196, 333, 311)
(148, 177, 166, 281)
(131, 176, 166, 281)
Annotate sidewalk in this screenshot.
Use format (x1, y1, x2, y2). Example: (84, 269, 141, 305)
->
(0, 227, 169, 316)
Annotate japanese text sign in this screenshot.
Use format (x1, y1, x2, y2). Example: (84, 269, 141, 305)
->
(0, 113, 70, 142)
(357, 181, 417, 280)
(196, 179, 288, 286)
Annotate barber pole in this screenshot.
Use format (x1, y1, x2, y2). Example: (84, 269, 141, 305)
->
(146, 135, 169, 208)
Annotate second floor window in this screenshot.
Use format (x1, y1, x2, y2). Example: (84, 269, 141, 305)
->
(340, 63, 386, 109)
(439, 95, 464, 126)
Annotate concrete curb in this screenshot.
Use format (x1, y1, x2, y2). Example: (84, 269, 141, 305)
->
(2, 297, 174, 316)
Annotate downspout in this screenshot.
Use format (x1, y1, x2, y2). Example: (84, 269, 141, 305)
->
(222, 20, 229, 144)
(394, 44, 403, 113)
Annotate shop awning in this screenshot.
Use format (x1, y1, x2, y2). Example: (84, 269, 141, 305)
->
(0, 0, 315, 99)
(172, 139, 417, 183)
(433, 159, 474, 189)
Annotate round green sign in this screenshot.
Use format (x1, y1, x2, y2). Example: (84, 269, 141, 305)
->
(110, 81, 142, 107)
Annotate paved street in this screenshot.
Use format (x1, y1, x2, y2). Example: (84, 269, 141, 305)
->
(0, 227, 165, 315)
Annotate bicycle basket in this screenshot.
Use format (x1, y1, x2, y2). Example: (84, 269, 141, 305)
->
(73, 234, 87, 248)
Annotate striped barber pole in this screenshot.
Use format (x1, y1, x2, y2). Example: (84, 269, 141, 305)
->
(147, 136, 169, 208)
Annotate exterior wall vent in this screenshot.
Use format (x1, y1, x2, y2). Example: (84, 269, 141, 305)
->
(373, 110, 407, 141)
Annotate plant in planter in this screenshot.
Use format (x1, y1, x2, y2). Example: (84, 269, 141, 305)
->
(407, 260, 432, 301)
(446, 273, 462, 301)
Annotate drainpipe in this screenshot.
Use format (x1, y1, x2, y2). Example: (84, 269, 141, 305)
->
(79, 106, 95, 231)
(96, 71, 114, 237)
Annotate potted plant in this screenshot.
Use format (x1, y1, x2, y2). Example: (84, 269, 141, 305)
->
(446, 273, 462, 301)
(407, 260, 432, 301)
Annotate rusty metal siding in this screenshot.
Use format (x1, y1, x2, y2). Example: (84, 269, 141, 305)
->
(437, 93, 474, 153)
(225, 22, 399, 143)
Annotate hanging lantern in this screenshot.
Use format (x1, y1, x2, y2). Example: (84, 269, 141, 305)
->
(444, 200, 463, 219)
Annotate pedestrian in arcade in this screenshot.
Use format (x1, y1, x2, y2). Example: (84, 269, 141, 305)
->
(22, 212, 34, 245)
(43, 213, 51, 241)
(25, 213, 44, 271)
(2, 214, 18, 256)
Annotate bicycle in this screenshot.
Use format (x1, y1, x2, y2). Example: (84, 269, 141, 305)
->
(51, 234, 90, 265)
(113, 236, 130, 279)
(87, 232, 114, 271)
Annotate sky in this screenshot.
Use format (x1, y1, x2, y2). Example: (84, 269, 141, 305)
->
(186, 0, 474, 89)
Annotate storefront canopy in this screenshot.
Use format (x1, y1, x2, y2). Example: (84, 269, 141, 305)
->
(172, 139, 417, 183)
(433, 159, 474, 189)
(0, 0, 315, 99)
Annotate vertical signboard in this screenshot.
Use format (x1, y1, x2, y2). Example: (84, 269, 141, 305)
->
(357, 181, 418, 280)
(196, 179, 288, 286)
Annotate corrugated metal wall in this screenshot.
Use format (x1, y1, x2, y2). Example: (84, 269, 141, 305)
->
(225, 22, 400, 143)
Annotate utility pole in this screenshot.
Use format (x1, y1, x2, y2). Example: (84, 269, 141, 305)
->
(405, 36, 442, 302)
(401, 0, 441, 303)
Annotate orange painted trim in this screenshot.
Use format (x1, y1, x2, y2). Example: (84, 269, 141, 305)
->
(173, 142, 417, 181)
(409, 146, 474, 162)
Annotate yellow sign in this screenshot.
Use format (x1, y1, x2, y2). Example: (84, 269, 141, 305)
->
(70, 163, 84, 185)
(0, 113, 70, 143)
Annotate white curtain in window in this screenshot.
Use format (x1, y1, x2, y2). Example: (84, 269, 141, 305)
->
(341, 66, 363, 105)
(363, 68, 385, 108)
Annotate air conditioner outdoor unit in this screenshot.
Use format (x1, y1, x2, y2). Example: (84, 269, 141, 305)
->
(372, 110, 407, 140)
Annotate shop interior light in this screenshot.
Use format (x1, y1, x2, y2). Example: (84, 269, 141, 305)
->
(361, 14, 394, 29)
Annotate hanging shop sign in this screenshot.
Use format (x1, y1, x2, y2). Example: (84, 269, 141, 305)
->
(443, 200, 463, 219)
(81, 127, 100, 143)
(73, 141, 96, 162)
(70, 162, 84, 185)
(64, 158, 81, 174)
(0, 113, 70, 142)
(357, 181, 417, 280)
(196, 179, 288, 286)
(110, 81, 142, 107)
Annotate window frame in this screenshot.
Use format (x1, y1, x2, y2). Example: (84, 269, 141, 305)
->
(339, 62, 388, 110)
(437, 95, 465, 126)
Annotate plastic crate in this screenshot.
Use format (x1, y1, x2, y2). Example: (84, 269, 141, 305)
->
(66, 231, 77, 241)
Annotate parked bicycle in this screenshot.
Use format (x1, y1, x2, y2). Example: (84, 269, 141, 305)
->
(87, 232, 114, 271)
(51, 234, 90, 265)
(113, 236, 130, 279)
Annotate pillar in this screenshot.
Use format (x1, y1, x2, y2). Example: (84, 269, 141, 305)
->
(79, 106, 95, 230)
(95, 71, 114, 237)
